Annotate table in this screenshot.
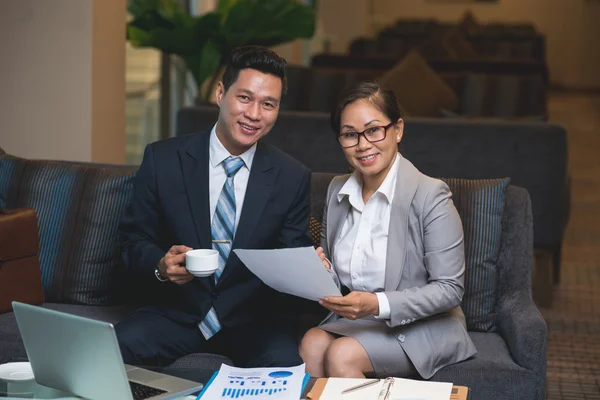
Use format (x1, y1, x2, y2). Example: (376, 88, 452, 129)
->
(0, 367, 208, 399)
(0, 366, 316, 399)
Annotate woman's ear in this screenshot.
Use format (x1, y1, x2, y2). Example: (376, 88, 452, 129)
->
(395, 118, 405, 143)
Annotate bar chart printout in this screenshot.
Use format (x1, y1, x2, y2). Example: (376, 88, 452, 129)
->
(199, 363, 306, 399)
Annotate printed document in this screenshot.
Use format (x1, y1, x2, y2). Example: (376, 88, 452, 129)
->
(233, 247, 342, 301)
(199, 364, 306, 399)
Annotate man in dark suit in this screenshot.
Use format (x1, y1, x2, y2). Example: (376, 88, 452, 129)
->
(116, 46, 313, 368)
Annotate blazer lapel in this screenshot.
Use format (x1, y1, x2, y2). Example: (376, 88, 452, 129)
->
(218, 142, 278, 285)
(179, 130, 212, 250)
(326, 177, 351, 259)
(384, 155, 420, 291)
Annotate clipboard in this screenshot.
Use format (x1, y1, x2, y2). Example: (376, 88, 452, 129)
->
(306, 378, 469, 400)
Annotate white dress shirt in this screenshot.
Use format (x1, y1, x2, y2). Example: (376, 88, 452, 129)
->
(332, 154, 401, 319)
(209, 124, 256, 232)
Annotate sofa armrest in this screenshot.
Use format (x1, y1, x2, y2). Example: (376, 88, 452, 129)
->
(494, 186, 547, 400)
(496, 293, 547, 373)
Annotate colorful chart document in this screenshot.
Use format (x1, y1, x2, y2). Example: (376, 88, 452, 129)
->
(198, 364, 307, 399)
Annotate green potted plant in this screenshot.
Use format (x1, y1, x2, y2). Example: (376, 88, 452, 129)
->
(127, 0, 316, 102)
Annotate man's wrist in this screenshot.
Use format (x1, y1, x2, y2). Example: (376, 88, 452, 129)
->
(155, 268, 169, 282)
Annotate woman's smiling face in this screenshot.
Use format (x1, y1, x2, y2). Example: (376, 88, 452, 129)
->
(338, 99, 403, 179)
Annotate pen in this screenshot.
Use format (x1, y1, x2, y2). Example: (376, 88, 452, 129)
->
(341, 379, 380, 394)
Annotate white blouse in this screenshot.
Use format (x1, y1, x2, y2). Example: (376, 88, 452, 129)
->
(332, 154, 401, 319)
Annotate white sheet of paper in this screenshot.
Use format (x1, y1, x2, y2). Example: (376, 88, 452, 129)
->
(319, 377, 452, 400)
(233, 247, 342, 301)
(199, 363, 306, 400)
(320, 378, 383, 400)
(389, 378, 452, 400)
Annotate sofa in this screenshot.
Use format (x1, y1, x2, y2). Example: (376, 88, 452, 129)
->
(304, 55, 548, 118)
(350, 27, 546, 61)
(177, 106, 569, 283)
(0, 147, 547, 400)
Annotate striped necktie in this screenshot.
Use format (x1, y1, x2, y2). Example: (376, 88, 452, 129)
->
(199, 156, 245, 339)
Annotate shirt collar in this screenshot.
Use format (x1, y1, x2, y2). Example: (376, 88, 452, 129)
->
(337, 170, 363, 210)
(337, 153, 400, 208)
(209, 123, 256, 170)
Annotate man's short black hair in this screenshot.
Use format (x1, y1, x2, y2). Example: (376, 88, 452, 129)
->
(221, 45, 288, 96)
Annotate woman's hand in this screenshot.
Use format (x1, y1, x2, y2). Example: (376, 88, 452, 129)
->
(319, 292, 379, 320)
(316, 246, 331, 270)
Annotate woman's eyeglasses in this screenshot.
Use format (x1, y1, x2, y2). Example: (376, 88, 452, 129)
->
(337, 122, 394, 148)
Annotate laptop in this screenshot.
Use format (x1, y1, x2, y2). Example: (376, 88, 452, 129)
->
(12, 301, 204, 400)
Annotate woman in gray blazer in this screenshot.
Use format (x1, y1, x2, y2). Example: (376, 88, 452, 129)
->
(299, 82, 476, 379)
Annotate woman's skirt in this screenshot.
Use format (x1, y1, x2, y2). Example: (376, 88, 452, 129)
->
(320, 317, 417, 377)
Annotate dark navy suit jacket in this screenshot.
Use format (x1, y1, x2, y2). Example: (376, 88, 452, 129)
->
(119, 128, 313, 327)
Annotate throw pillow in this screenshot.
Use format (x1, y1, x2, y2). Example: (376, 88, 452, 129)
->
(309, 217, 322, 249)
(65, 165, 137, 305)
(0, 154, 137, 305)
(377, 50, 459, 117)
(439, 177, 510, 332)
(0, 154, 21, 209)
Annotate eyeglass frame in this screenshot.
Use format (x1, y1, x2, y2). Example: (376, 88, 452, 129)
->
(336, 122, 396, 148)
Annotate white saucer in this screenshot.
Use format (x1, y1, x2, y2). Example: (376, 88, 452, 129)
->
(0, 362, 35, 382)
(187, 268, 217, 278)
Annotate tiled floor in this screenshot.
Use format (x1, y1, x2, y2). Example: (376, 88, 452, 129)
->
(542, 92, 600, 399)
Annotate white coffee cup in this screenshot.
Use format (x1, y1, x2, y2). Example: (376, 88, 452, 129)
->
(185, 249, 219, 277)
(0, 362, 35, 397)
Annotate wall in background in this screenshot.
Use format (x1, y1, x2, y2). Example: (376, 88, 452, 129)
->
(320, 0, 600, 89)
(0, 0, 125, 163)
(92, 0, 126, 164)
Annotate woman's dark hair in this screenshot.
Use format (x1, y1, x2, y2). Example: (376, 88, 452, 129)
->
(330, 81, 402, 134)
(221, 45, 288, 96)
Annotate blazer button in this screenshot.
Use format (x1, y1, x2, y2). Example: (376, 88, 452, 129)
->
(212, 292, 219, 300)
(398, 334, 406, 343)
(400, 320, 406, 325)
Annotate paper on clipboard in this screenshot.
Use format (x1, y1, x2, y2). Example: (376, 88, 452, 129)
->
(233, 247, 342, 301)
(316, 377, 453, 400)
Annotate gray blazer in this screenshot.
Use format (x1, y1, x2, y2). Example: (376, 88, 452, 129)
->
(320, 154, 477, 379)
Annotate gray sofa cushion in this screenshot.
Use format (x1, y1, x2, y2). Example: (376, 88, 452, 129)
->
(432, 332, 538, 400)
(457, 73, 546, 117)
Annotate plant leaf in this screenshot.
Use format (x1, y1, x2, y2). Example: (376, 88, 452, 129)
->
(219, 0, 315, 48)
(217, 0, 240, 21)
(183, 40, 222, 99)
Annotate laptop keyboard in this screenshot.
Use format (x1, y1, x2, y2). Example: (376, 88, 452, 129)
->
(129, 381, 168, 400)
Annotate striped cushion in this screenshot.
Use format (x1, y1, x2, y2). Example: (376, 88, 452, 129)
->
(440, 177, 510, 332)
(0, 154, 136, 305)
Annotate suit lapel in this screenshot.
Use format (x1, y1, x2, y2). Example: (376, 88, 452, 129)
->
(218, 142, 278, 285)
(179, 130, 212, 250)
(384, 155, 420, 291)
(326, 177, 351, 259)
(179, 130, 213, 291)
